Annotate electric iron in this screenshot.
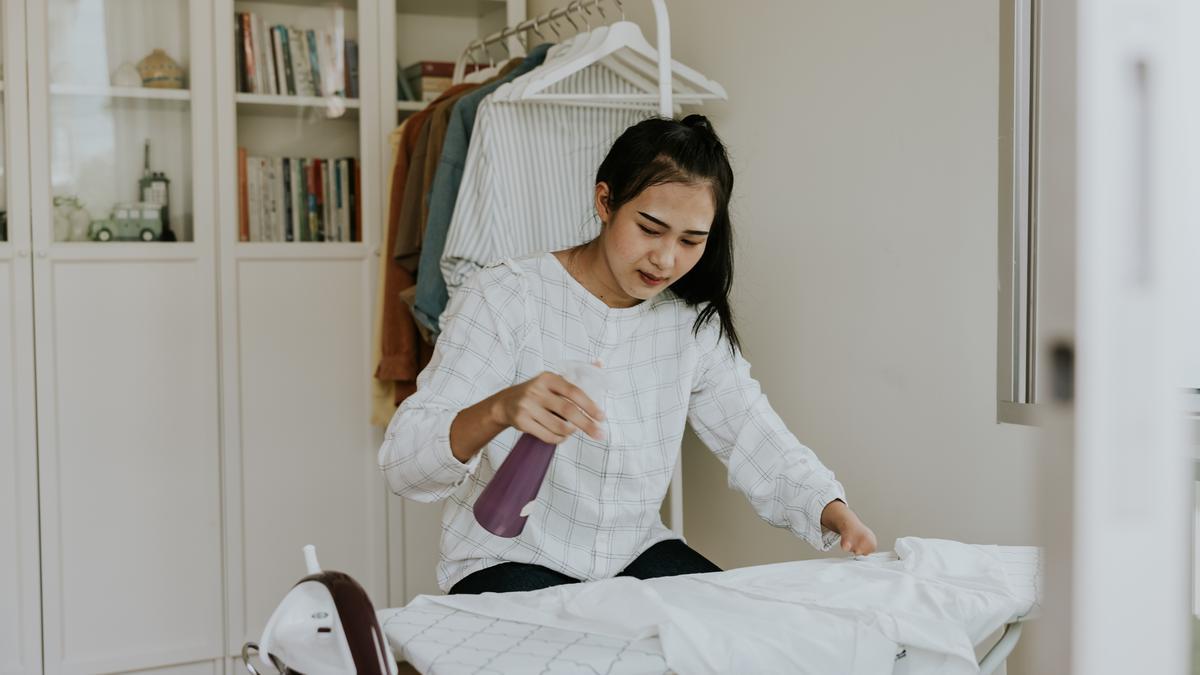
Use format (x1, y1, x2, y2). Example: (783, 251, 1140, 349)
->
(242, 545, 397, 675)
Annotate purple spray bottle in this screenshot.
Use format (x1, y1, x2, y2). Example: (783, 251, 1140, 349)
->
(474, 361, 608, 538)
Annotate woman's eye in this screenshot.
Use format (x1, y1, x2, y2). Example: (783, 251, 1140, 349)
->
(638, 224, 660, 236)
(682, 240, 701, 247)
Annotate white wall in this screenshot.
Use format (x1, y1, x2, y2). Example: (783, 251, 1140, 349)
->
(527, 0, 1044, 671)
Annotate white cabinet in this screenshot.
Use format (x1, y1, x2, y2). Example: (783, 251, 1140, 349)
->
(0, 0, 523, 672)
(0, 1, 40, 673)
(24, 0, 225, 672)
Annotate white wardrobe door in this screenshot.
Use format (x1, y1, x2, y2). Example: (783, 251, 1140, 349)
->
(232, 258, 384, 642)
(32, 259, 224, 674)
(0, 254, 40, 675)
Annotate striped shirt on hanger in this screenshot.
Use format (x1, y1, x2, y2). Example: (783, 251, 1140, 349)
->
(436, 66, 653, 329)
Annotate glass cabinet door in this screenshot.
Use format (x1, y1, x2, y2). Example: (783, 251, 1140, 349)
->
(45, 0, 194, 243)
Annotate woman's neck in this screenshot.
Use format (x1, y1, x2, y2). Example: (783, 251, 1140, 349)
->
(556, 241, 641, 309)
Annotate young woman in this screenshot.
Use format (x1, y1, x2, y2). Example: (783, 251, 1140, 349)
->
(380, 114, 876, 595)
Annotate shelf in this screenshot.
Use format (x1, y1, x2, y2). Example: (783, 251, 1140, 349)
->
(232, 241, 368, 260)
(397, 0, 506, 18)
(50, 84, 192, 101)
(241, 0, 359, 8)
(236, 93, 359, 119)
(45, 242, 201, 262)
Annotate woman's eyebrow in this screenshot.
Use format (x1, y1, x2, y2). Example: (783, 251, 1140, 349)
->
(637, 211, 710, 236)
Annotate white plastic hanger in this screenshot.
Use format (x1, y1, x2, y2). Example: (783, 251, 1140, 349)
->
(493, 12, 725, 107)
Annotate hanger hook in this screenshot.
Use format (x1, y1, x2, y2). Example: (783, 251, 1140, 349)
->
(574, 2, 592, 31)
(593, 0, 606, 20)
(531, 15, 547, 41)
(614, 0, 625, 21)
(561, 7, 580, 33)
(547, 15, 562, 39)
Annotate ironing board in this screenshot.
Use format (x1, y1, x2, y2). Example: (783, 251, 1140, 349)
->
(380, 543, 1041, 675)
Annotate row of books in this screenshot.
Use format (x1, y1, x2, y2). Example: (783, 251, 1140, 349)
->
(236, 12, 360, 99)
(237, 149, 360, 243)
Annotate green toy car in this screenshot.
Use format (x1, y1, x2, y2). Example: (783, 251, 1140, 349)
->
(88, 202, 164, 242)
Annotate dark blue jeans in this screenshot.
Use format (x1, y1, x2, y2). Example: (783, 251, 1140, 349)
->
(448, 539, 721, 594)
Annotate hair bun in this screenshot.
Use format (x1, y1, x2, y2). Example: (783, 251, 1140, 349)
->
(682, 114, 713, 132)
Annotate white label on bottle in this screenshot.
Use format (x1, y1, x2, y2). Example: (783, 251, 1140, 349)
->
(520, 501, 536, 517)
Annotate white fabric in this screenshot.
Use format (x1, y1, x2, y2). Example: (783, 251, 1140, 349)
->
(379, 538, 1042, 675)
(438, 66, 651, 320)
(379, 253, 846, 591)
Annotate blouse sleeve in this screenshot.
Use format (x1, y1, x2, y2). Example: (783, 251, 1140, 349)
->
(377, 264, 522, 502)
(687, 321, 847, 551)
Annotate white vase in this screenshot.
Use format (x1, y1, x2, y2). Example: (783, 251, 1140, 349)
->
(111, 62, 142, 87)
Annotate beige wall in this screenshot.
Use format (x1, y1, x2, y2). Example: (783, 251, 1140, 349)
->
(528, 0, 1043, 671)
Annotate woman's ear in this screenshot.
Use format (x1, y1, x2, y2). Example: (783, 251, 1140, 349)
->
(594, 182, 612, 224)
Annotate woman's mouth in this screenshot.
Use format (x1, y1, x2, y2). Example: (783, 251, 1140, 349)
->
(638, 270, 667, 286)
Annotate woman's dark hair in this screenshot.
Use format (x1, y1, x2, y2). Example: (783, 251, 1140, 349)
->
(593, 114, 740, 353)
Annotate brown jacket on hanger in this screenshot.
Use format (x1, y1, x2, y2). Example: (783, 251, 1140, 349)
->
(376, 84, 477, 412)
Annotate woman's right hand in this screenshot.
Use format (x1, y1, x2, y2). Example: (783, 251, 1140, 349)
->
(491, 372, 606, 444)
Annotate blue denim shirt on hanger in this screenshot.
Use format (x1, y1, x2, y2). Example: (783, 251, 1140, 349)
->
(411, 43, 553, 335)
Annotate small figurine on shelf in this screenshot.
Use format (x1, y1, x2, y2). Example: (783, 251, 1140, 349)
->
(88, 203, 163, 242)
(138, 139, 176, 241)
(136, 49, 185, 89)
(111, 62, 142, 87)
(52, 195, 92, 242)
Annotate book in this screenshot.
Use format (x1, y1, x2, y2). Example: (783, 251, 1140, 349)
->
(344, 39, 358, 98)
(317, 30, 340, 97)
(403, 60, 457, 80)
(343, 157, 350, 240)
(278, 27, 296, 95)
(271, 26, 288, 96)
(292, 158, 307, 241)
(259, 15, 277, 95)
(321, 158, 332, 241)
(287, 27, 313, 96)
(352, 159, 360, 242)
(282, 157, 293, 241)
(247, 156, 260, 241)
(235, 15, 247, 93)
(309, 158, 324, 240)
(336, 159, 347, 241)
(237, 147, 249, 241)
(328, 31, 345, 97)
(251, 14, 267, 94)
(240, 14, 256, 94)
(305, 30, 322, 97)
(260, 157, 275, 241)
(396, 62, 415, 101)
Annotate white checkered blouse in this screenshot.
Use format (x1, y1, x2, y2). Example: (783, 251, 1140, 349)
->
(380, 252, 847, 591)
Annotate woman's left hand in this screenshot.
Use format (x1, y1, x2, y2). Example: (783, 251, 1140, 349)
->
(820, 500, 878, 556)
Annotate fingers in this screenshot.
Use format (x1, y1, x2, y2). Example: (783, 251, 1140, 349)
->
(530, 408, 575, 444)
(842, 529, 878, 557)
(544, 393, 605, 440)
(545, 374, 605, 423)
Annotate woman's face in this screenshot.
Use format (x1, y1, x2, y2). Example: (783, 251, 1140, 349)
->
(595, 180, 715, 302)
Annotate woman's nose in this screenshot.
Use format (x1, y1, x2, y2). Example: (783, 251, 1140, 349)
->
(649, 241, 675, 271)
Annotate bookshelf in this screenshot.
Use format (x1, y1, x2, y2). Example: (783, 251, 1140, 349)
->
(213, 0, 527, 659)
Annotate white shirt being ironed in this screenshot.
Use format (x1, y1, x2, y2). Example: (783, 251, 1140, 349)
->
(379, 252, 847, 592)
